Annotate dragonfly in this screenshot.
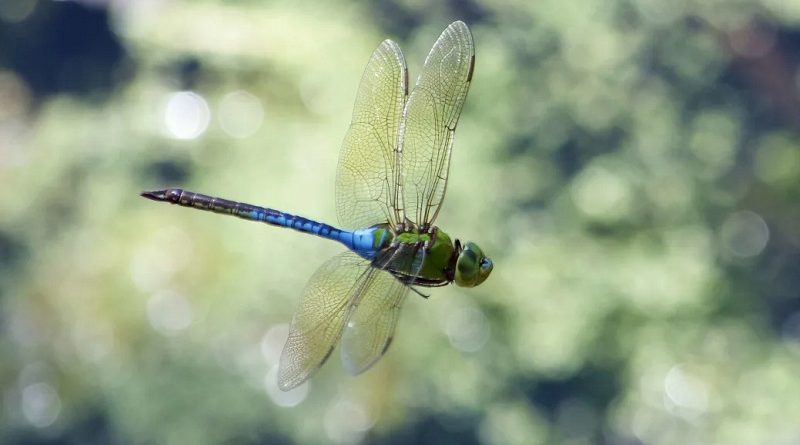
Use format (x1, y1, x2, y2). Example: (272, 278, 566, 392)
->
(141, 21, 492, 391)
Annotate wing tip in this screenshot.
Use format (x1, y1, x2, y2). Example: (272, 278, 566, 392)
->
(276, 366, 308, 392)
(340, 336, 394, 376)
(276, 343, 336, 391)
(447, 21, 471, 37)
(378, 39, 398, 54)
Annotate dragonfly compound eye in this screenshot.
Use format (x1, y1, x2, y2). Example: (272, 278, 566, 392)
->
(454, 242, 492, 287)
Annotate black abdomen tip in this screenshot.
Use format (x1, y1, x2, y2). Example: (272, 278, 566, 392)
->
(141, 188, 183, 203)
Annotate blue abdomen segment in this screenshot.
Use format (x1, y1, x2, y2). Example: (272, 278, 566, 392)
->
(349, 228, 381, 259)
(141, 188, 380, 257)
(255, 209, 340, 239)
(253, 209, 377, 256)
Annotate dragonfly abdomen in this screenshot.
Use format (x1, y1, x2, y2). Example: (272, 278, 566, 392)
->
(141, 188, 380, 254)
(259, 211, 383, 258)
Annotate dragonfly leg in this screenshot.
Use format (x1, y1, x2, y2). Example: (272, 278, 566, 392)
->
(408, 285, 430, 299)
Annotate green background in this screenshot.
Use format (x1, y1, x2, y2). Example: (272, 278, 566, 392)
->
(1, 0, 799, 443)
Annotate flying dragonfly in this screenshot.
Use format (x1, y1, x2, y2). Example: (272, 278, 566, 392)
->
(142, 21, 492, 391)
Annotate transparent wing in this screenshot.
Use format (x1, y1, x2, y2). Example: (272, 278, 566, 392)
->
(336, 39, 408, 229)
(340, 269, 408, 375)
(399, 21, 474, 226)
(278, 251, 372, 391)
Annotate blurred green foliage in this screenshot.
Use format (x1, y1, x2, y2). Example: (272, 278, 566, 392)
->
(1, 0, 800, 444)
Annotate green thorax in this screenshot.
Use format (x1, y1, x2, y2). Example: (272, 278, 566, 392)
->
(370, 224, 456, 286)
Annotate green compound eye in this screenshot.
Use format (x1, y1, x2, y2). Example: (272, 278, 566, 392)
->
(455, 242, 493, 287)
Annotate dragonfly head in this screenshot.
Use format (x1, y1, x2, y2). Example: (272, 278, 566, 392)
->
(454, 241, 493, 287)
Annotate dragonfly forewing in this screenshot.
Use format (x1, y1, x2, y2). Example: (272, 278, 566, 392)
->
(340, 269, 408, 375)
(335, 40, 408, 230)
(278, 251, 373, 391)
(398, 21, 474, 227)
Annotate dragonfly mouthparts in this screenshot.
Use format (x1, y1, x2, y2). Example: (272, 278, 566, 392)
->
(140, 190, 169, 201)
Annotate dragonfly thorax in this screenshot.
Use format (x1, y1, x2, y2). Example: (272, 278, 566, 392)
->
(367, 224, 493, 289)
(371, 225, 492, 288)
